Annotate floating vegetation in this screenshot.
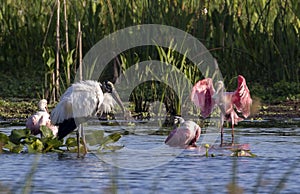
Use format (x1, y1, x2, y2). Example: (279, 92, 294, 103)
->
(230, 149, 257, 157)
(0, 126, 123, 154)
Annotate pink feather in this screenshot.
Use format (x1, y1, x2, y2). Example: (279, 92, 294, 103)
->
(191, 78, 215, 118)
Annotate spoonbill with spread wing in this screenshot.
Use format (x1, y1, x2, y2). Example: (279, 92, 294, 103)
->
(191, 75, 252, 144)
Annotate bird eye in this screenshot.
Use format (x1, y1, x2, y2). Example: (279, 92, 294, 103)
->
(103, 81, 113, 93)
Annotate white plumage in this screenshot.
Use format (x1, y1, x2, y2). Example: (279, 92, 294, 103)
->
(50, 80, 125, 157)
(51, 80, 104, 125)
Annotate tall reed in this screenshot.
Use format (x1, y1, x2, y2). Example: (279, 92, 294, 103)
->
(0, 0, 299, 102)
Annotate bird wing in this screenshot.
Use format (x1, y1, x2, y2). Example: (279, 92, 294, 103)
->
(165, 120, 202, 148)
(164, 128, 178, 144)
(51, 80, 104, 124)
(165, 126, 193, 148)
(26, 111, 50, 135)
(232, 75, 252, 118)
(191, 78, 215, 118)
(39, 111, 50, 123)
(26, 114, 40, 130)
(182, 121, 201, 145)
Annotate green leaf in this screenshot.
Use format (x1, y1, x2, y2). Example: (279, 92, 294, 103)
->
(4, 141, 24, 153)
(66, 49, 75, 67)
(27, 139, 44, 153)
(22, 136, 38, 145)
(43, 138, 63, 152)
(85, 130, 105, 146)
(40, 126, 54, 139)
(42, 47, 55, 70)
(65, 137, 78, 148)
(0, 132, 9, 144)
(101, 133, 122, 146)
(100, 145, 124, 151)
(9, 128, 31, 144)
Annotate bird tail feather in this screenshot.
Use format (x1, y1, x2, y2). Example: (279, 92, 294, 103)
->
(57, 118, 77, 139)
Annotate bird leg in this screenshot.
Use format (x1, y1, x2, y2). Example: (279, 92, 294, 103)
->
(231, 114, 235, 145)
(76, 124, 88, 158)
(220, 116, 224, 146)
(220, 126, 224, 146)
(80, 124, 88, 156)
(76, 128, 80, 158)
(231, 123, 234, 145)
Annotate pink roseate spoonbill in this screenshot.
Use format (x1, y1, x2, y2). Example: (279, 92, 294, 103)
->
(50, 80, 126, 157)
(191, 75, 252, 144)
(165, 116, 201, 148)
(26, 99, 58, 137)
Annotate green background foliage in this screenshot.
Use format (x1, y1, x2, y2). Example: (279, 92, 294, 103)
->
(0, 0, 299, 103)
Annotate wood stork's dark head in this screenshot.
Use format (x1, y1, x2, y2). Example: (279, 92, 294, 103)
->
(102, 81, 114, 93)
(101, 81, 125, 113)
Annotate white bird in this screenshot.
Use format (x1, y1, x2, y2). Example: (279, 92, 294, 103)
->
(26, 99, 58, 137)
(165, 116, 201, 148)
(50, 80, 126, 157)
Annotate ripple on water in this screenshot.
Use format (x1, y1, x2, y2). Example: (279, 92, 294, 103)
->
(0, 125, 299, 193)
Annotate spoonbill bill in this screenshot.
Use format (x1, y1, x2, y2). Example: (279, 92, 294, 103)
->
(191, 75, 252, 144)
(26, 99, 58, 137)
(50, 80, 126, 157)
(165, 116, 201, 148)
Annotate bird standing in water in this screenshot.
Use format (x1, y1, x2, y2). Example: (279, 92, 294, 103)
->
(26, 99, 58, 137)
(191, 75, 252, 144)
(165, 116, 201, 148)
(50, 80, 126, 157)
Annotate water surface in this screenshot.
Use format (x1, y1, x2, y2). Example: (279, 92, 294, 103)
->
(0, 123, 300, 193)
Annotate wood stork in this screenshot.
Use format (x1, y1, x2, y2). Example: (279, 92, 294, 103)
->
(26, 99, 58, 136)
(50, 80, 126, 157)
(165, 116, 201, 148)
(191, 75, 252, 144)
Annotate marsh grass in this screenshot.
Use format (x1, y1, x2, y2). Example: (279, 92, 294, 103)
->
(0, 0, 299, 109)
(1, 2, 299, 190)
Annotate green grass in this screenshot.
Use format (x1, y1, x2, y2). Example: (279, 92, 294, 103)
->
(0, 0, 299, 113)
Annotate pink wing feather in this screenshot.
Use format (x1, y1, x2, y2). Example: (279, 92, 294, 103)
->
(191, 78, 215, 118)
(232, 75, 252, 118)
(165, 126, 193, 147)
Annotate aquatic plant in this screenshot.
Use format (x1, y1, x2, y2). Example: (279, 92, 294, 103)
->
(0, 0, 299, 109)
(0, 127, 122, 154)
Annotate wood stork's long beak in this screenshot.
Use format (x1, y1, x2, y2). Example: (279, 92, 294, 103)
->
(111, 88, 125, 113)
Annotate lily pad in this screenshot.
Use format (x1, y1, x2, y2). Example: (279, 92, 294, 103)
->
(0, 132, 9, 144)
(4, 141, 24, 153)
(40, 126, 55, 139)
(85, 130, 105, 146)
(27, 139, 44, 153)
(9, 128, 30, 144)
(65, 137, 78, 148)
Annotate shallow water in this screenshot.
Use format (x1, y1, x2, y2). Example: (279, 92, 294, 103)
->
(0, 123, 300, 193)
